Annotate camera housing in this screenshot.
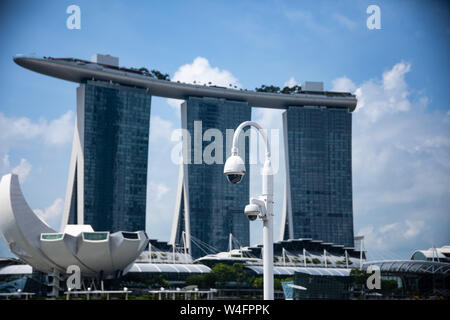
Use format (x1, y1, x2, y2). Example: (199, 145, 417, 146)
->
(224, 155, 246, 184)
(244, 198, 267, 221)
(244, 203, 260, 221)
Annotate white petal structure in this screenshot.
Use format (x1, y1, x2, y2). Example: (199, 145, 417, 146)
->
(0, 174, 149, 278)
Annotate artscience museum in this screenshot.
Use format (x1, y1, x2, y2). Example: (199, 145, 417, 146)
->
(0, 174, 149, 279)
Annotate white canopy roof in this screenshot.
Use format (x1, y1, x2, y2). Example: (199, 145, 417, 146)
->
(245, 266, 351, 276)
(125, 263, 211, 275)
(0, 264, 32, 275)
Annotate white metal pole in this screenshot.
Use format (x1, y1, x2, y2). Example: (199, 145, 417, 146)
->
(230, 121, 274, 300)
(263, 210, 273, 299)
(262, 158, 274, 300)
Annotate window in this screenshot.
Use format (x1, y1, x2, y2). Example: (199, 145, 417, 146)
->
(122, 232, 139, 240)
(41, 233, 63, 240)
(83, 232, 108, 241)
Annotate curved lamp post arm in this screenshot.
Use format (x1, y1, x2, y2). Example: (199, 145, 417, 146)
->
(231, 121, 271, 158)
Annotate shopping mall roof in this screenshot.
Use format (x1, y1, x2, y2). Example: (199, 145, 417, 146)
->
(411, 246, 450, 263)
(363, 260, 450, 275)
(125, 263, 211, 275)
(245, 266, 351, 276)
(0, 264, 32, 275)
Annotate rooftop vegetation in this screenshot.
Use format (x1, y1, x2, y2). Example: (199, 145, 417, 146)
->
(255, 84, 302, 94)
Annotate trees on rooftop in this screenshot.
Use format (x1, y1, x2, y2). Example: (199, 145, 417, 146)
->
(255, 84, 302, 94)
(151, 69, 170, 81)
(138, 67, 170, 81)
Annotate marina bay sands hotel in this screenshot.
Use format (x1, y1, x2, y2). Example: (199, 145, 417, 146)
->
(14, 54, 357, 258)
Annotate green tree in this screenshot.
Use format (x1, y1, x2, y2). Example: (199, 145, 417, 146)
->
(350, 269, 368, 289)
(186, 263, 249, 289)
(230, 263, 247, 284)
(274, 278, 283, 291)
(212, 263, 236, 283)
(138, 67, 150, 74)
(151, 69, 170, 80)
(253, 277, 263, 289)
(381, 279, 398, 293)
(255, 85, 280, 93)
(185, 273, 216, 289)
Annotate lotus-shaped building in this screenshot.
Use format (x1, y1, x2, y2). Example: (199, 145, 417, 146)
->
(0, 173, 149, 278)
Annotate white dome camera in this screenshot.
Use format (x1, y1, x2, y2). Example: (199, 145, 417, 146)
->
(224, 155, 246, 184)
(244, 203, 260, 221)
(244, 198, 267, 221)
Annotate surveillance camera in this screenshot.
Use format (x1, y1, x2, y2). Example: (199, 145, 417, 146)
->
(226, 173, 244, 184)
(244, 203, 260, 221)
(244, 198, 267, 221)
(224, 155, 246, 184)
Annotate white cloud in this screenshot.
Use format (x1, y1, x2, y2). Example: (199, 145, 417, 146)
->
(150, 115, 175, 143)
(332, 13, 357, 30)
(283, 9, 329, 33)
(146, 114, 179, 240)
(0, 110, 74, 146)
(251, 108, 283, 173)
(383, 62, 411, 91)
(358, 219, 426, 258)
(253, 108, 283, 133)
(354, 62, 412, 122)
(343, 61, 450, 257)
(404, 220, 425, 239)
(0, 110, 74, 181)
(42, 110, 75, 145)
(11, 158, 32, 183)
(146, 179, 174, 238)
(167, 57, 240, 109)
(2, 154, 10, 170)
(34, 198, 64, 230)
(284, 77, 298, 88)
(1, 155, 32, 183)
(331, 76, 356, 92)
(379, 223, 398, 234)
(252, 62, 447, 251)
(251, 107, 285, 244)
(148, 182, 170, 201)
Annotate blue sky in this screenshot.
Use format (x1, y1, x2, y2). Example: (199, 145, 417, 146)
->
(0, 0, 448, 259)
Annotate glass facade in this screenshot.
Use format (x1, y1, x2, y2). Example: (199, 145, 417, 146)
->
(41, 234, 63, 240)
(283, 106, 354, 247)
(177, 97, 251, 258)
(69, 80, 151, 232)
(294, 272, 351, 300)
